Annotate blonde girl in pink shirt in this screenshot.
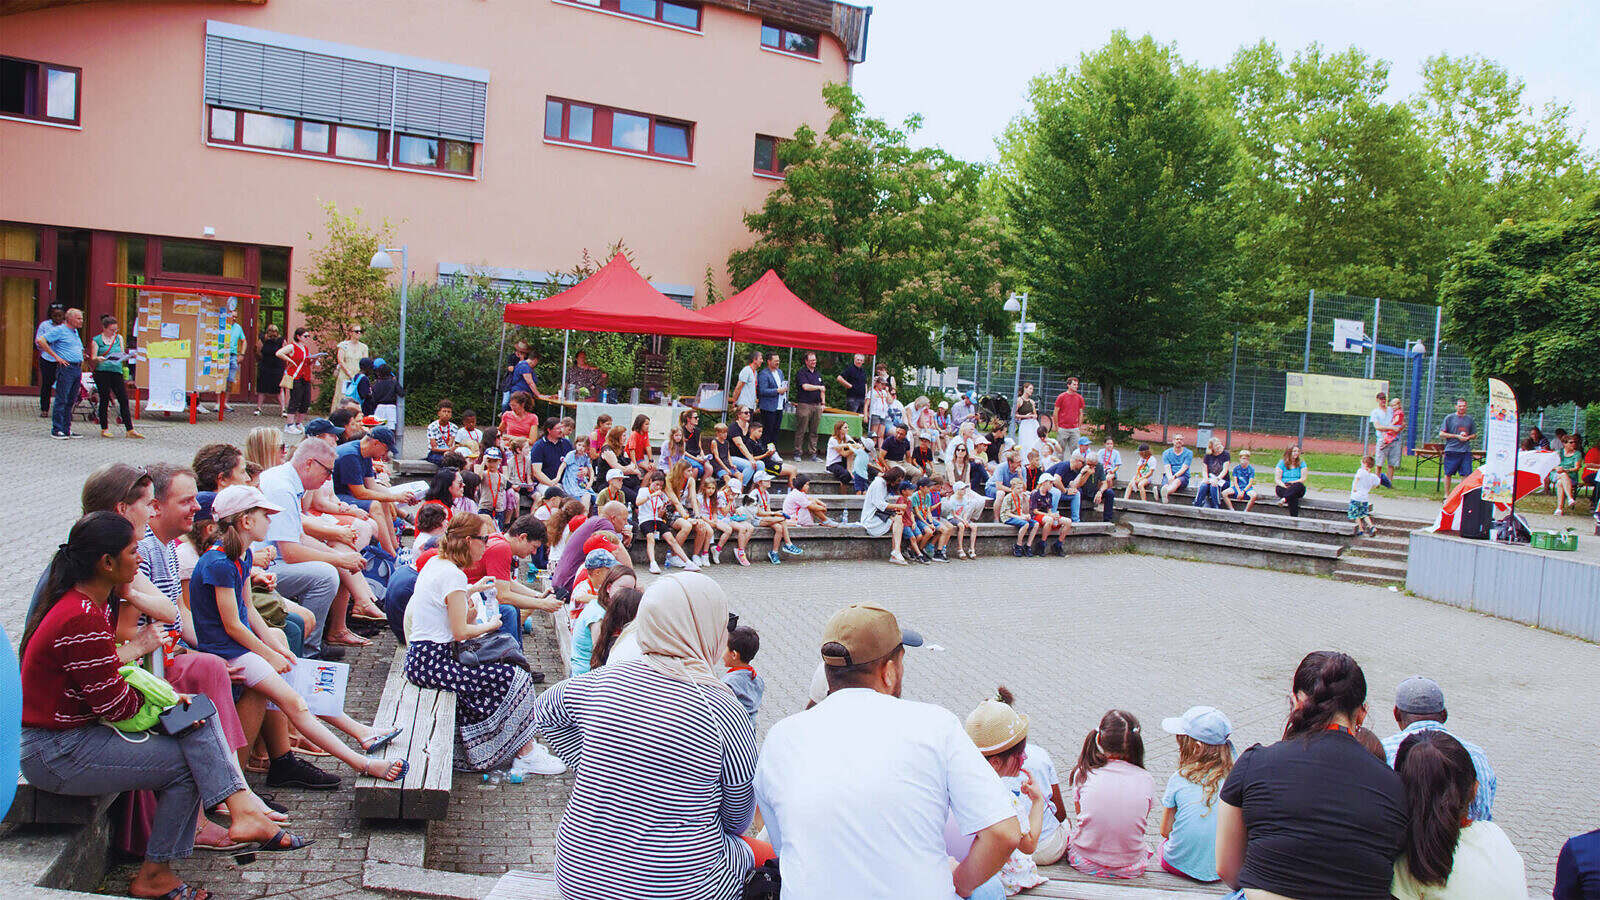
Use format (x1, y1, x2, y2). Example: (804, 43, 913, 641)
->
(1067, 709, 1157, 878)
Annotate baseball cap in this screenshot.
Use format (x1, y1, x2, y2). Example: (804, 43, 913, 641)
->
(965, 699, 1030, 755)
(952, 481, 968, 493)
(211, 485, 284, 520)
(820, 603, 924, 667)
(754, 469, 773, 482)
(303, 418, 339, 438)
(1395, 676, 1445, 715)
(1078, 437, 1091, 446)
(373, 357, 387, 368)
(582, 532, 620, 556)
(583, 548, 617, 570)
(1161, 706, 1234, 747)
(938, 401, 949, 410)
(367, 426, 399, 456)
(606, 469, 625, 482)
(483, 446, 503, 461)
(194, 490, 216, 524)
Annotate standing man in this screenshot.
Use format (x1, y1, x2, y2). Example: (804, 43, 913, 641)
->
(36, 306, 85, 439)
(1375, 395, 1405, 488)
(333, 323, 368, 413)
(1368, 391, 1395, 486)
(793, 351, 826, 461)
(732, 349, 762, 410)
(757, 352, 788, 445)
(35, 303, 66, 418)
(503, 342, 543, 409)
(755, 603, 1019, 899)
(1054, 376, 1087, 447)
(1439, 397, 1478, 493)
(836, 352, 868, 414)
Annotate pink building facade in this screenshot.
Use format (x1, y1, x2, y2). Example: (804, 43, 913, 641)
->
(0, 0, 868, 395)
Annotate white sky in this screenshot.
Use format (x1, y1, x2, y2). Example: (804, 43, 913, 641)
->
(849, 0, 1600, 164)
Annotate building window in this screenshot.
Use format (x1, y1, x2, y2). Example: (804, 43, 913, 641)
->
(753, 135, 786, 177)
(760, 21, 820, 58)
(0, 55, 81, 125)
(160, 239, 245, 280)
(545, 97, 694, 161)
(566, 0, 702, 30)
(206, 105, 476, 174)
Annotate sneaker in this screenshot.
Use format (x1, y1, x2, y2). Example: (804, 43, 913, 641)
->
(50, 432, 68, 440)
(681, 558, 701, 572)
(888, 552, 908, 566)
(662, 556, 679, 569)
(253, 407, 262, 416)
(284, 424, 303, 434)
(126, 431, 144, 439)
(712, 545, 723, 565)
(649, 561, 662, 575)
(1022, 544, 1035, 557)
(932, 549, 948, 562)
(1012, 545, 1023, 557)
(509, 744, 567, 776)
(101, 429, 114, 438)
(66, 432, 83, 439)
(768, 550, 781, 565)
(1051, 541, 1065, 557)
(265, 752, 343, 790)
(782, 543, 804, 556)
(734, 548, 750, 567)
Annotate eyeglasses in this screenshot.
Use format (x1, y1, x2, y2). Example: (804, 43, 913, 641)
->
(469, 534, 489, 543)
(312, 459, 333, 475)
(352, 328, 364, 334)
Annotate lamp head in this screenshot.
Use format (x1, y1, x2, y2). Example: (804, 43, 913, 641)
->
(369, 249, 395, 270)
(1003, 295, 1021, 313)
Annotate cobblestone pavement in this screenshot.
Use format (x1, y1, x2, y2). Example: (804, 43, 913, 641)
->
(2, 396, 1593, 896)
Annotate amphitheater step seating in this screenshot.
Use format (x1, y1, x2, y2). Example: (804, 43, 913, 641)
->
(1126, 521, 1343, 575)
(622, 521, 1125, 565)
(1118, 498, 1354, 545)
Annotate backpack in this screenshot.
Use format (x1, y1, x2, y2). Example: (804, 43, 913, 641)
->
(343, 372, 367, 401)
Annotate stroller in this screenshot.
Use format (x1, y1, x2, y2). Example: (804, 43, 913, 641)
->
(74, 371, 100, 423)
(976, 392, 1012, 429)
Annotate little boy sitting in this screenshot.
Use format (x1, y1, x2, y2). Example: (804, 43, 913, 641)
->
(722, 625, 764, 728)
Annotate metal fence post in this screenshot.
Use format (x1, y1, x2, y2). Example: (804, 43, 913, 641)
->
(1425, 305, 1442, 440)
(985, 335, 993, 396)
(1298, 289, 1314, 445)
(1361, 296, 1380, 455)
(1226, 331, 1238, 449)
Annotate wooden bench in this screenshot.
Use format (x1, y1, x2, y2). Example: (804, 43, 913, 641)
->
(552, 606, 574, 679)
(354, 647, 456, 820)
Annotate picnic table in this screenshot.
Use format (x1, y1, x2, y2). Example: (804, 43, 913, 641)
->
(1412, 443, 1486, 490)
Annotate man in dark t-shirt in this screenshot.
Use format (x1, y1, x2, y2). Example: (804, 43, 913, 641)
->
(836, 353, 868, 413)
(332, 426, 411, 555)
(881, 425, 911, 464)
(528, 418, 571, 496)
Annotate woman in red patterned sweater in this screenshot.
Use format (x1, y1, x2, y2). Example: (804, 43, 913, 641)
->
(20, 512, 309, 900)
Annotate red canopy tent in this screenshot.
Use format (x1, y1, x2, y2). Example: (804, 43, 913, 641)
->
(700, 269, 877, 354)
(501, 253, 731, 339)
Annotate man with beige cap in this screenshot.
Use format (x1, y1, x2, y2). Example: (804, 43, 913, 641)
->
(754, 603, 1019, 899)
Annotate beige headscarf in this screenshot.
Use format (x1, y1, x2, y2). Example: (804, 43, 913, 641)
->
(635, 572, 731, 693)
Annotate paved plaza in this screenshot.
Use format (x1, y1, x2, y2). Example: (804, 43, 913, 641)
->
(0, 396, 1594, 897)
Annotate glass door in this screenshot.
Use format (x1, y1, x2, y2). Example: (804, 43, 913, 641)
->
(1, 270, 45, 389)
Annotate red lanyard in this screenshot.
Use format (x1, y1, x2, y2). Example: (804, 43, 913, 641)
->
(1326, 723, 1354, 736)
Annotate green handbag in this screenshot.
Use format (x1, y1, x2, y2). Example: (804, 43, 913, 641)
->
(105, 664, 179, 733)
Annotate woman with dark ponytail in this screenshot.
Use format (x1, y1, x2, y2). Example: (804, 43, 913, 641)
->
(20, 512, 309, 900)
(1215, 650, 1408, 898)
(1391, 730, 1525, 898)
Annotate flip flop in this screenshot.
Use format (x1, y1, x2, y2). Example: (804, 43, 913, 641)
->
(147, 884, 210, 900)
(254, 828, 316, 852)
(365, 758, 409, 782)
(289, 737, 332, 757)
(348, 610, 387, 622)
(325, 632, 371, 647)
(361, 727, 403, 753)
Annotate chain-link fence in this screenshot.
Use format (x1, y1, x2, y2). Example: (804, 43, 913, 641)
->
(923, 292, 1587, 453)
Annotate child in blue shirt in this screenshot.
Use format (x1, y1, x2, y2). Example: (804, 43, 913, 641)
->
(721, 626, 764, 729)
(1221, 450, 1258, 513)
(1157, 706, 1235, 883)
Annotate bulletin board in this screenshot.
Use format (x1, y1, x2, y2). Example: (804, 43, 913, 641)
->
(111, 283, 259, 412)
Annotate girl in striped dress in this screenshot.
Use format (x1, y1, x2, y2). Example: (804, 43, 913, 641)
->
(533, 573, 768, 900)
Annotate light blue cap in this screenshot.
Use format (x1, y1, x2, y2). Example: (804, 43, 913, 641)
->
(1161, 706, 1233, 747)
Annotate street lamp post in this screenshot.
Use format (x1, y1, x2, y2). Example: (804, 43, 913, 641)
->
(369, 245, 409, 456)
(1003, 291, 1030, 409)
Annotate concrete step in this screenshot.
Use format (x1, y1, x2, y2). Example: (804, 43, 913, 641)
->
(1118, 499, 1355, 545)
(1127, 521, 1343, 576)
(1332, 569, 1405, 588)
(1346, 545, 1409, 563)
(1334, 557, 1408, 578)
(623, 521, 1124, 564)
(1164, 489, 1428, 530)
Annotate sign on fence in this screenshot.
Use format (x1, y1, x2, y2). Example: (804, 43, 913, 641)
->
(1331, 318, 1367, 352)
(1482, 377, 1518, 503)
(1284, 372, 1390, 416)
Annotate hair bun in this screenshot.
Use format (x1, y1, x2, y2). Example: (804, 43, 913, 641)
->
(995, 685, 1015, 705)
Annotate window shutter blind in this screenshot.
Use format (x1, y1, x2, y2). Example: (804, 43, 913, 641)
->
(204, 24, 485, 142)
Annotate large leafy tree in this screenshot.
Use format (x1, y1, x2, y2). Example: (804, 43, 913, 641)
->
(1439, 193, 1600, 410)
(1216, 43, 1447, 321)
(1411, 54, 1600, 243)
(728, 84, 1008, 369)
(1001, 32, 1236, 434)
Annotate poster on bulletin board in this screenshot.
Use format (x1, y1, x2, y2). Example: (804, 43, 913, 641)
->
(114, 283, 258, 403)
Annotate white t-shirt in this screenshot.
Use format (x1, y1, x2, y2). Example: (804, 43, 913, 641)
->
(409, 556, 469, 645)
(755, 688, 1015, 900)
(825, 436, 849, 468)
(1389, 820, 1525, 900)
(1351, 467, 1382, 502)
(735, 366, 758, 407)
(174, 541, 202, 582)
(1015, 744, 1062, 841)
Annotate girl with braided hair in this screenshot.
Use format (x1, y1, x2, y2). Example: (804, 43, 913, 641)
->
(1216, 651, 1408, 898)
(1065, 709, 1156, 877)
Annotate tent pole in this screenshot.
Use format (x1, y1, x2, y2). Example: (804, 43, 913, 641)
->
(493, 322, 507, 413)
(559, 330, 570, 402)
(721, 339, 734, 423)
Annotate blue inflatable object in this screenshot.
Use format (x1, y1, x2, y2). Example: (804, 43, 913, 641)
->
(0, 623, 22, 820)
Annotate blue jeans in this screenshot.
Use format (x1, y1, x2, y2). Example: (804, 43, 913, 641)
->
(729, 455, 756, 488)
(1050, 488, 1082, 522)
(50, 363, 78, 435)
(497, 603, 522, 646)
(1194, 483, 1221, 508)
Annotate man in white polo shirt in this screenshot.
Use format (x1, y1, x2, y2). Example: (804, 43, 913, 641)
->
(755, 603, 1019, 899)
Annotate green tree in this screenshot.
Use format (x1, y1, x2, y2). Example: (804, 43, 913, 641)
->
(1217, 42, 1446, 320)
(299, 202, 394, 348)
(1410, 54, 1600, 242)
(728, 83, 1008, 369)
(1001, 32, 1236, 437)
(1439, 193, 1600, 410)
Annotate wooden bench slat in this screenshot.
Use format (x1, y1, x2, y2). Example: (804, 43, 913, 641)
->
(356, 646, 457, 821)
(486, 869, 563, 900)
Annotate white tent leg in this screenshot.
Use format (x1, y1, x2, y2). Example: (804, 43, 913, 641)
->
(559, 330, 570, 401)
(721, 338, 734, 422)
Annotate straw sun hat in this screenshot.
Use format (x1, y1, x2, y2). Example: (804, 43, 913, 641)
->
(965, 698, 1029, 755)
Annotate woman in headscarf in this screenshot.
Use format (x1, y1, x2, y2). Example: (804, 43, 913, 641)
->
(533, 572, 766, 900)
